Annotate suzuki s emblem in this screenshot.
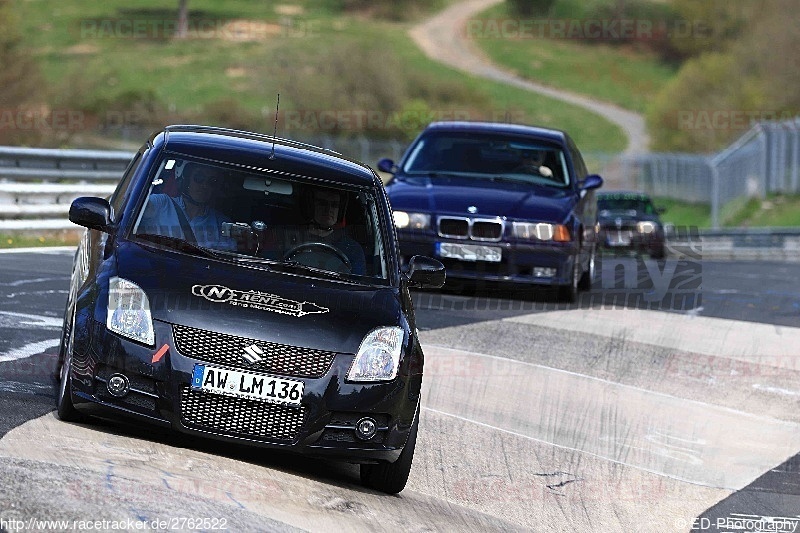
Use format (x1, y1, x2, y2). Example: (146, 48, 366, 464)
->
(242, 344, 265, 364)
(615, 217, 623, 228)
(467, 206, 478, 214)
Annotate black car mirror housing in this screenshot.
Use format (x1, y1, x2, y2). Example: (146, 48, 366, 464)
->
(69, 196, 113, 233)
(405, 255, 446, 288)
(377, 158, 396, 174)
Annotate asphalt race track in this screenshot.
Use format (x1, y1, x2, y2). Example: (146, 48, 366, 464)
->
(1, 248, 799, 532)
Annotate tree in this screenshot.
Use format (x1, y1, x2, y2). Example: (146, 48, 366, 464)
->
(0, 0, 43, 144)
(176, 0, 189, 38)
(506, 0, 556, 17)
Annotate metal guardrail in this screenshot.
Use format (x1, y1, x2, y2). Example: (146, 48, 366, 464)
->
(0, 146, 134, 182)
(0, 145, 799, 262)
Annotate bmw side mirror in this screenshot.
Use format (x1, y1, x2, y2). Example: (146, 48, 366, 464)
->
(69, 197, 112, 233)
(581, 174, 603, 190)
(377, 158, 396, 173)
(405, 255, 445, 289)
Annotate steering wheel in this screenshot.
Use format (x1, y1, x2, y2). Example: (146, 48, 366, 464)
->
(283, 242, 352, 272)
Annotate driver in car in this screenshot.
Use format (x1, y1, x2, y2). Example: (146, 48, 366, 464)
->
(278, 186, 366, 275)
(514, 149, 554, 179)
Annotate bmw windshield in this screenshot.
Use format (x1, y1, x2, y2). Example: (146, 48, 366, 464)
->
(400, 132, 572, 188)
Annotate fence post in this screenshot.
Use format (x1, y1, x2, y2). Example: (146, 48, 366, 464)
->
(787, 121, 798, 193)
(711, 158, 720, 229)
(758, 125, 768, 199)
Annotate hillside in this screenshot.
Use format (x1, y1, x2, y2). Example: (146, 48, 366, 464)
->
(5, 0, 626, 153)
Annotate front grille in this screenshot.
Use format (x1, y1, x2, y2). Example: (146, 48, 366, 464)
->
(181, 388, 305, 440)
(438, 217, 468, 238)
(471, 220, 503, 241)
(173, 325, 335, 378)
(438, 217, 503, 241)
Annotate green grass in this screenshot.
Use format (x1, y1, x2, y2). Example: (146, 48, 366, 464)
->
(652, 194, 800, 229)
(470, 3, 677, 113)
(13, 0, 626, 153)
(728, 195, 800, 227)
(653, 197, 711, 229)
(0, 232, 81, 249)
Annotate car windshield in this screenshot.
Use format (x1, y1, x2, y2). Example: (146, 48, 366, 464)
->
(598, 195, 656, 215)
(131, 156, 390, 282)
(401, 132, 571, 187)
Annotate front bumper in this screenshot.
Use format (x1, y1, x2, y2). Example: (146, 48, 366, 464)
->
(68, 317, 419, 463)
(598, 228, 664, 255)
(398, 232, 578, 287)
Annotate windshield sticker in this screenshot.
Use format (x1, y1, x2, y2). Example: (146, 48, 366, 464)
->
(191, 284, 328, 317)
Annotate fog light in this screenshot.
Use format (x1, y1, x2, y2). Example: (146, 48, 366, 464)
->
(355, 417, 377, 440)
(533, 267, 556, 278)
(107, 373, 130, 397)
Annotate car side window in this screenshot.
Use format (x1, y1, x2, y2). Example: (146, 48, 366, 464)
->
(109, 150, 144, 222)
(567, 137, 588, 181)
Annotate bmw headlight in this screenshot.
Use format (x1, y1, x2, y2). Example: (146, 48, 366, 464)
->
(637, 221, 656, 234)
(106, 277, 155, 346)
(347, 327, 404, 382)
(512, 222, 571, 242)
(393, 211, 430, 230)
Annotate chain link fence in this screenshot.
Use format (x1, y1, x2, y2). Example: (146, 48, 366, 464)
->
(613, 118, 800, 228)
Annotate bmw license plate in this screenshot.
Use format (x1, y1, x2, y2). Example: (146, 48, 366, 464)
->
(607, 231, 632, 246)
(437, 242, 502, 262)
(191, 364, 303, 405)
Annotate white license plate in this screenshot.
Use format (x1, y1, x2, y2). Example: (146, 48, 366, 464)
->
(191, 364, 304, 405)
(607, 231, 632, 246)
(437, 242, 502, 262)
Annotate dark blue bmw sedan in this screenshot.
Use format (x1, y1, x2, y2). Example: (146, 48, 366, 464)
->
(379, 121, 603, 301)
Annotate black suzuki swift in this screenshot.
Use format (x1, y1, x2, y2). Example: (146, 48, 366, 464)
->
(56, 125, 445, 494)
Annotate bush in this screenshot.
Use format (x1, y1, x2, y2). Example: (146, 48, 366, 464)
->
(647, 0, 800, 153)
(325, 0, 446, 21)
(0, 0, 44, 145)
(506, 0, 557, 17)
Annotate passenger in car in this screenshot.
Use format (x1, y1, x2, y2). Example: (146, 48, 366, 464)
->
(137, 162, 236, 250)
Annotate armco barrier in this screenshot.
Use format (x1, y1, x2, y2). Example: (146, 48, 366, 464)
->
(0, 146, 799, 261)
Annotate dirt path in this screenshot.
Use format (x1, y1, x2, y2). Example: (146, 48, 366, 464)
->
(410, 0, 649, 154)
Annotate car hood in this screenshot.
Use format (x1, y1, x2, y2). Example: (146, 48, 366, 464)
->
(597, 211, 660, 225)
(387, 175, 576, 223)
(115, 242, 403, 354)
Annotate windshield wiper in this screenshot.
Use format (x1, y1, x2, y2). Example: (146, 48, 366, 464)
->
(273, 260, 349, 282)
(134, 233, 223, 260)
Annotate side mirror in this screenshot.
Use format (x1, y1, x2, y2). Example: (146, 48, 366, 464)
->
(656, 206, 667, 215)
(580, 174, 603, 190)
(405, 255, 445, 289)
(69, 197, 112, 232)
(377, 158, 396, 173)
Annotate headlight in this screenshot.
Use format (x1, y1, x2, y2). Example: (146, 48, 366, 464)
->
(637, 221, 656, 234)
(393, 211, 430, 230)
(106, 277, 155, 346)
(512, 222, 571, 242)
(347, 327, 404, 382)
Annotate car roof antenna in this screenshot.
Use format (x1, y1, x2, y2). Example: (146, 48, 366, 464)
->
(269, 93, 280, 160)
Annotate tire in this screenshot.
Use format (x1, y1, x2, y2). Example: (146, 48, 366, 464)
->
(650, 245, 666, 260)
(360, 407, 419, 494)
(558, 258, 579, 303)
(55, 306, 84, 422)
(577, 245, 595, 291)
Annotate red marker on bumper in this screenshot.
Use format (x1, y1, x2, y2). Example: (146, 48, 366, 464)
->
(151, 344, 169, 364)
